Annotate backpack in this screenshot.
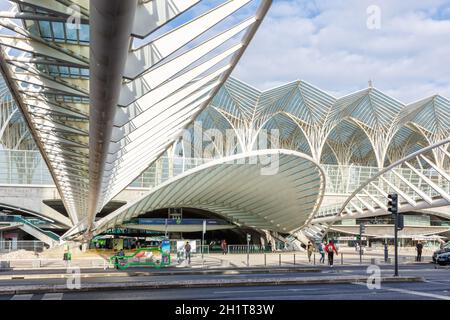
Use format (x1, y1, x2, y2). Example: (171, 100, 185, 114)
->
(327, 245, 334, 253)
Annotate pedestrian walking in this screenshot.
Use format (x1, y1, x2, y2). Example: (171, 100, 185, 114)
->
(307, 241, 315, 263)
(63, 247, 71, 267)
(184, 241, 192, 264)
(221, 240, 228, 255)
(325, 240, 338, 267)
(416, 241, 423, 262)
(267, 240, 273, 252)
(319, 240, 326, 264)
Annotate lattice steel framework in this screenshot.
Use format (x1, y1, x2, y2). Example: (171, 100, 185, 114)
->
(0, 76, 33, 149)
(0, 0, 272, 233)
(193, 77, 450, 171)
(302, 138, 450, 242)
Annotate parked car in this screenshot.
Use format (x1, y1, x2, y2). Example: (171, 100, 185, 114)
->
(436, 251, 450, 266)
(432, 243, 450, 263)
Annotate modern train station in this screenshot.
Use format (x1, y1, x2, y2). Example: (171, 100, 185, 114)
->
(0, 0, 449, 304)
(0, 0, 449, 253)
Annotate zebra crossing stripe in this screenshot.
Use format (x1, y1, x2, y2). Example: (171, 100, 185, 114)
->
(10, 294, 33, 300)
(42, 293, 64, 300)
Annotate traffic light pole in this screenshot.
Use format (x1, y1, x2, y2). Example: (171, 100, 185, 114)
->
(388, 193, 399, 277)
(394, 212, 399, 277)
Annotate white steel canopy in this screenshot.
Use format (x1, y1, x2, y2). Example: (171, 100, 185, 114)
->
(92, 149, 326, 236)
(0, 0, 272, 232)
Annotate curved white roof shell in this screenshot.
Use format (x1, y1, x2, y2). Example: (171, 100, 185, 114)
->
(93, 149, 326, 235)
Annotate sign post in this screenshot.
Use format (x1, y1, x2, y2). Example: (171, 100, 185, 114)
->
(202, 220, 206, 261)
(164, 218, 168, 238)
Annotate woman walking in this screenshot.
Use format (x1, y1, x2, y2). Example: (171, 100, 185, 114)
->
(324, 240, 338, 267)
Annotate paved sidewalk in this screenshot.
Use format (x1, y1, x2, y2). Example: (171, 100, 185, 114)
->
(0, 248, 433, 272)
(0, 274, 423, 295)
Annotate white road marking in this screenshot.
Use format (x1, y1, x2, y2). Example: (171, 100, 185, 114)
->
(426, 279, 450, 282)
(423, 280, 450, 286)
(353, 282, 450, 300)
(10, 294, 33, 300)
(381, 287, 450, 300)
(42, 293, 63, 300)
(214, 288, 317, 294)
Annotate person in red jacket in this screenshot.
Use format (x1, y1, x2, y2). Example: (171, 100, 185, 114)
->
(324, 240, 338, 267)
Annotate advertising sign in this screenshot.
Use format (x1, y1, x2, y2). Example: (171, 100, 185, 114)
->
(112, 238, 124, 250)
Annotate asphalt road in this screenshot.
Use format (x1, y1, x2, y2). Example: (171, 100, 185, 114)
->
(0, 264, 449, 300)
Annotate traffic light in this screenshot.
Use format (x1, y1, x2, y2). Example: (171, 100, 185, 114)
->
(387, 193, 398, 214)
(397, 214, 404, 231)
(359, 223, 366, 235)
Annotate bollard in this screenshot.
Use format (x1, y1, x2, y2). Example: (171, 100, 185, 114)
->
(32, 259, 41, 268)
(341, 252, 343, 265)
(264, 253, 267, 267)
(384, 243, 389, 262)
(314, 253, 316, 265)
(293, 253, 296, 265)
(279, 253, 281, 266)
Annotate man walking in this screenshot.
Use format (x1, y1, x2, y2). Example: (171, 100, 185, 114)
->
(307, 241, 315, 263)
(184, 241, 192, 264)
(416, 241, 423, 262)
(325, 240, 338, 267)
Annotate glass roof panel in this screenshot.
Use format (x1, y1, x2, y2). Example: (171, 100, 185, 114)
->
(51, 22, 65, 41)
(65, 27, 78, 42)
(38, 21, 52, 38)
(79, 24, 89, 43)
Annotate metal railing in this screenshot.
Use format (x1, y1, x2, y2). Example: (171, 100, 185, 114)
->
(0, 240, 45, 253)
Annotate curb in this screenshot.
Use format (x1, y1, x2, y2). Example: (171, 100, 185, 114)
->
(0, 267, 322, 280)
(0, 276, 424, 295)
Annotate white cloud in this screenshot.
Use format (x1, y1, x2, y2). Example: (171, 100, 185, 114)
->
(232, 0, 450, 102)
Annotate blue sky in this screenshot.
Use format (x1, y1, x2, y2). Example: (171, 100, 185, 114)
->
(231, 0, 450, 102)
(2, 0, 449, 102)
